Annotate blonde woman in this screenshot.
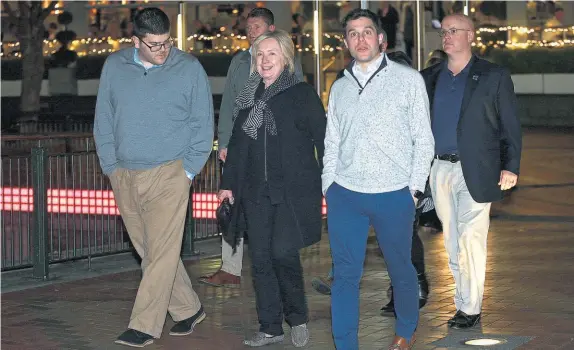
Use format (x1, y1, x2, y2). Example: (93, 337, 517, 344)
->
(218, 29, 326, 347)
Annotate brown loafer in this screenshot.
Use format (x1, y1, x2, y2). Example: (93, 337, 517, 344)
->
(388, 335, 415, 350)
(198, 269, 240, 288)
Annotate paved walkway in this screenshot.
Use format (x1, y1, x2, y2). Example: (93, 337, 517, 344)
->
(2, 129, 574, 350)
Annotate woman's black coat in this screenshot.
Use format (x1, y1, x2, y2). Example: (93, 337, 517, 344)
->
(220, 82, 326, 251)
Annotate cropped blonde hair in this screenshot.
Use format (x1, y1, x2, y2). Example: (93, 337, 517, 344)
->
(250, 29, 295, 74)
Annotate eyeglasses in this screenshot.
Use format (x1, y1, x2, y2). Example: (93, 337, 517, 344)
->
(438, 28, 471, 37)
(137, 37, 173, 52)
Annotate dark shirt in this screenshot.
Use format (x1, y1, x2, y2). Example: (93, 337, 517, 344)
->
(432, 61, 472, 155)
(51, 48, 78, 68)
(244, 82, 285, 204)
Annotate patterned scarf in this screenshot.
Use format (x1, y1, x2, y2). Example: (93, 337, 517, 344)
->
(233, 69, 299, 140)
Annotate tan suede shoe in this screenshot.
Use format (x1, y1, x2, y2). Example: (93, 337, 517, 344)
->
(198, 269, 240, 288)
(388, 334, 416, 350)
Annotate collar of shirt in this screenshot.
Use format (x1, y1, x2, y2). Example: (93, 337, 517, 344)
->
(445, 57, 473, 78)
(352, 53, 384, 87)
(133, 48, 163, 69)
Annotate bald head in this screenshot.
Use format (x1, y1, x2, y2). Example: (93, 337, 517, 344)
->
(441, 14, 475, 59)
(442, 14, 475, 32)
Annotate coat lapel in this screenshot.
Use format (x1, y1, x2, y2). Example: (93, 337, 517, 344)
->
(459, 56, 481, 120)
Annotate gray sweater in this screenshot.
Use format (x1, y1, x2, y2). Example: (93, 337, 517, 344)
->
(94, 47, 214, 175)
(322, 57, 435, 194)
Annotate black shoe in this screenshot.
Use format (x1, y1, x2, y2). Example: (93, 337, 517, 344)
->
(381, 298, 395, 314)
(380, 301, 395, 314)
(450, 311, 481, 329)
(115, 329, 154, 348)
(447, 310, 463, 326)
(382, 273, 429, 314)
(417, 273, 429, 308)
(311, 277, 332, 295)
(169, 306, 206, 336)
(381, 285, 395, 314)
(420, 210, 442, 232)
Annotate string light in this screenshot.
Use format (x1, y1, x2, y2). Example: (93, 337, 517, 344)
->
(1, 26, 572, 59)
(474, 25, 574, 49)
(1, 32, 345, 57)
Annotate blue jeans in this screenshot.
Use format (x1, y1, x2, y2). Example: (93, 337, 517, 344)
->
(326, 183, 418, 349)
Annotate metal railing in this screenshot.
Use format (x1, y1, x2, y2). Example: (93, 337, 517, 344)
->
(17, 120, 94, 134)
(1, 134, 222, 277)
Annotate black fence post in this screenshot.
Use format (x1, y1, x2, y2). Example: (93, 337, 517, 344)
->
(32, 147, 49, 280)
(181, 185, 198, 258)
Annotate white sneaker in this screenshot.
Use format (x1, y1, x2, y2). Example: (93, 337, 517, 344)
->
(243, 332, 284, 347)
(291, 324, 309, 347)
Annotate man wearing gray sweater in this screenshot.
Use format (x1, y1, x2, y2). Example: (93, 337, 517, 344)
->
(94, 8, 213, 348)
(323, 9, 434, 350)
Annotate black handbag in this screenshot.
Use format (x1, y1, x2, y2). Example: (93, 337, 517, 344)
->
(216, 198, 237, 248)
(216, 198, 232, 235)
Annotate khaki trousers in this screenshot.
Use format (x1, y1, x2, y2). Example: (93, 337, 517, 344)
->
(110, 159, 202, 338)
(430, 160, 491, 315)
(221, 237, 244, 276)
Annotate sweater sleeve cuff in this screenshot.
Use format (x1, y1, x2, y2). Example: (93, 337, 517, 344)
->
(185, 170, 195, 181)
(322, 175, 334, 196)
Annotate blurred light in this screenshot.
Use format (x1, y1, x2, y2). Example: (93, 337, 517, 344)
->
(177, 13, 183, 50)
(313, 10, 319, 55)
(0, 187, 329, 218)
(464, 339, 504, 346)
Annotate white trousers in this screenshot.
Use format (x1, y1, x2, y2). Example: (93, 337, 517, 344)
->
(220, 237, 244, 276)
(430, 160, 491, 315)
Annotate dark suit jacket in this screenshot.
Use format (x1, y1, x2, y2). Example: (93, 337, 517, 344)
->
(421, 55, 522, 203)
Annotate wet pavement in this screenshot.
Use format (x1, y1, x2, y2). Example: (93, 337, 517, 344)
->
(2, 128, 573, 350)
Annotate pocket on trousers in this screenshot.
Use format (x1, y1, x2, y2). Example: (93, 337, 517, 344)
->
(180, 164, 192, 185)
(325, 182, 337, 197)
(108, 168, 121, 187)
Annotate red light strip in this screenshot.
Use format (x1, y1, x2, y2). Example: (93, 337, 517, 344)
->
(0, 187, 329, 219)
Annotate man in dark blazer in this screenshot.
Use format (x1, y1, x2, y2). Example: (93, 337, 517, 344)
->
(421, 14, 522, 329)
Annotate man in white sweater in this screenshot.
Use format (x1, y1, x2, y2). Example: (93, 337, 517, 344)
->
(323, 8, 434, 350)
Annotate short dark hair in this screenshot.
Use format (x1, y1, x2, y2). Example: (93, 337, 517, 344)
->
(342, 8, 385, 40)
(247, 7, 274, 26)
(133, 7, 170, 38)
